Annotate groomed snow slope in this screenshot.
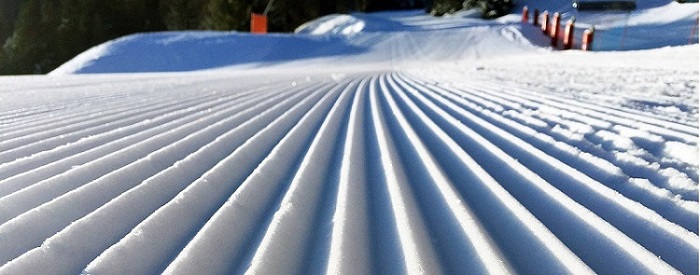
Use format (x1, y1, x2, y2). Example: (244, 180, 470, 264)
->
(1, 0, 699, 274)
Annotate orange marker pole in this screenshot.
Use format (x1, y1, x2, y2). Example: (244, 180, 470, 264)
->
(563, 18, 575, 50)
(522, 6, 529, 23)
(250, 13, 268, 34)
(550, 12, 561, 47)
(541, 11, 549, 34)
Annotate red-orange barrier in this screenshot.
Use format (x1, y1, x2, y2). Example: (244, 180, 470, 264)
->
(251, 13, 268, 34)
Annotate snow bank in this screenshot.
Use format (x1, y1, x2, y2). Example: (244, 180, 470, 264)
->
(50, 31, 364, 75)
(295, 14, 365, 36)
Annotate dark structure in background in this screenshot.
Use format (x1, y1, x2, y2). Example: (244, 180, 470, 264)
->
(572, 0, 636, 11)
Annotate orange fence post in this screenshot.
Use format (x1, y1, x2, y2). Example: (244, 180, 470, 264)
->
(541, 11, 549, 34)
(522, 6, 529, 23)
(251, 13, 268, 34)
(533, 9, 540, 26)
(582, 27, 595, 51)
(551, 12, 561, 47)
(563, 17, 575, 50)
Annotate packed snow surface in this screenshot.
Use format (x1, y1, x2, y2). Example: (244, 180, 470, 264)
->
(1, 0, 698, 274)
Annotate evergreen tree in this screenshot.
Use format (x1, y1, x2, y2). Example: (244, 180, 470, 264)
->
(161, 0, 208, 30)
(55, 0, 91, 64)
(355, 0, 369, 11)
(145, 0, 165, 31)
(93, 0, 149, 40)
(0, 0, 22, 44)
(1, 0, 55, 74)
(203, 0, 252, 31)
(431, 0, 461, 15)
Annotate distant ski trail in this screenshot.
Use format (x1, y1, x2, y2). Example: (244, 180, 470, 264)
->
(0, 67, 696, 274)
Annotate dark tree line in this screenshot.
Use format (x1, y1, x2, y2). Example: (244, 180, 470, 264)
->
(0, 0, 429, 75)
(432, 0, 514, 17)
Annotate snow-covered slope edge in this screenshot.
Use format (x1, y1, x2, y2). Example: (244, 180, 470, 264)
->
(49, 31, 364, 75)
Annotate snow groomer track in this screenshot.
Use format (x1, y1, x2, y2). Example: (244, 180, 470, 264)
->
(0, 68, 696, 274)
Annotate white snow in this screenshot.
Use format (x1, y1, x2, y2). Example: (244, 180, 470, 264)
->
(664, 141, 700, 166)
(0, 0, 698, 274)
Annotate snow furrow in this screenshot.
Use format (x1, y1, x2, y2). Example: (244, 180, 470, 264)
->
(0, 83, 159, 130)
(0, 85, 263, 181)
(0, 91, 227, 167)
(490, 75, 699, 134)
(325, 78, 372, 275)
(238, 78, 358, 274)
(429, 59, 698, 133)
(0, 95, 125, 130)
(401, 73, 699, 233)
(366, 75, 442, 275)
(470, 80, 699, 143)
(0, 75, 199, 109)
(0, 93, 252, 197)
(443, 77, 697, 165)
(0, 91, 140, 131)
(392, 73, 690, 274)
(0, 81, 323, 225)
(0, 81, 325, 274)
(81, 82, 339, 274)
(458, 84, 697, 185)
(0, 77, 297, 180)
(380, 73, 521, 274)
(0, 81, 312, 200)
(387, 72, 594, 274)
(396, 74, 698, 274)
(0, 76, 257, 143)
(158, 80, 350, 275)
(0, 90, 178, 148)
